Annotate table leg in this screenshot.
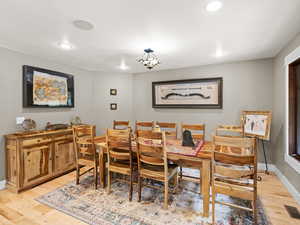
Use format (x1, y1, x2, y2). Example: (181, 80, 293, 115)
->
(99, 147, 106, 188)
(201, 160, 210, 218)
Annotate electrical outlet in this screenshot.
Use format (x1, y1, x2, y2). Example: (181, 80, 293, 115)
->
(16, 117, 25, 125)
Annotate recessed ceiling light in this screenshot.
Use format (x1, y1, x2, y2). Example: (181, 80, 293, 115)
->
(206, 0, 223, 12)
(58, 41, 74, 50)
(215, 49, 224, 57)
(73, 20, 94, 31)
(119, 60, 129, 70)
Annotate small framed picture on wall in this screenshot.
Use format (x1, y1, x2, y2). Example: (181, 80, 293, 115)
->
(110, 103, 117, 110)
(110, 89, 117, 96)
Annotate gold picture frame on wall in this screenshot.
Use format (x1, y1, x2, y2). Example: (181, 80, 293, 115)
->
(242, 111, 272, 140)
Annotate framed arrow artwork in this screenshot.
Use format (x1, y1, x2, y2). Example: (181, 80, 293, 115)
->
(152, 77, 223, 109)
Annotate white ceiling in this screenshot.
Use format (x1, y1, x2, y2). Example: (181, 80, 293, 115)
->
(0, 0, 300, 73)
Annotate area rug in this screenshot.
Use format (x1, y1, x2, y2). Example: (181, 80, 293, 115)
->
(36, 170, 270, 225)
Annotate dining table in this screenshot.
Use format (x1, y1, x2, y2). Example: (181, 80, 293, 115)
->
(93, 136, 214, 218)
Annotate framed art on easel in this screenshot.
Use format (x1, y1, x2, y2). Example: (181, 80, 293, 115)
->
(242, 111, 272, 141)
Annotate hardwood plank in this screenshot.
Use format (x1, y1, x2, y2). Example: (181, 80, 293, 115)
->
(0, 171, 299, 225)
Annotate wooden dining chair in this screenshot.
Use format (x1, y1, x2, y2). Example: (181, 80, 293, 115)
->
(181, 123, 205, 141)
(106, 128, 134, 201)
(215, 125, 244, 137)
(113, 120, 130, 130)
(72, 125, 98, 189)
(135, 121, 154, 131)
(156, 122, 177, 139)
(211, 135, 257, 225)
(216, 116, 245, 137)
(136, 130, 179, 209)
(179, 123, 205, 181)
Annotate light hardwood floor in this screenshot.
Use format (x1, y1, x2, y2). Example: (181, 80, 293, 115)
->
(0, 171, 299, 225)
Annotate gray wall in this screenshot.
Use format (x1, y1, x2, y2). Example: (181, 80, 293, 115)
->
(272, 33, 300, 192)
(92, 72, 133, 135)
(132, 59, 273, 162)
(0, 47, 133, 181)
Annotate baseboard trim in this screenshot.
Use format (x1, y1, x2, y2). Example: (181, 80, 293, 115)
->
(273, 167, 300, 205)
(258, 163, 276, 172)
(258, 163, 300, 205)
(0, 180, 6, 190)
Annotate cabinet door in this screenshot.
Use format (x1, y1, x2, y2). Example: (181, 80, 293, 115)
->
(54, 140, 75, 174)
(23, 145, 52, 186)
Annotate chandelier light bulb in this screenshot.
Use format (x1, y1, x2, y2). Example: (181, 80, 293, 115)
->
(137, 48, 160, 70)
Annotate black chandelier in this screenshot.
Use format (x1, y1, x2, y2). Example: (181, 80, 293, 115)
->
(137, 48, 160, 70)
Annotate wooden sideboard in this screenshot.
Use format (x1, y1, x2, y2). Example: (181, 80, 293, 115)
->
(5, 129, 76, 192)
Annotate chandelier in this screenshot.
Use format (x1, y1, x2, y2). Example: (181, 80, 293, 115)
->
(137, 48, 160, 70)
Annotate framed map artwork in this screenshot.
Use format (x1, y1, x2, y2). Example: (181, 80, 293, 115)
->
(33, 71, 68, 106)
(23, 65, 74, 108)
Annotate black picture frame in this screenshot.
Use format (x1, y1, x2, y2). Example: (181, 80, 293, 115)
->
(110, 103, 117, 110)
(110, 89, 117, 95)
(152, 77, 223, 109)
(23, 65, 75, 108)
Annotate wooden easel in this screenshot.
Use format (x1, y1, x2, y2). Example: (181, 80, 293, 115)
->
(242, 111, 272, 179)
(260, 138, 269, 174)
(254, 137, 269, 181)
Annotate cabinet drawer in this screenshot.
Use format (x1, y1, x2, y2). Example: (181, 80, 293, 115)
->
(53, 134, 73, 142)
(23, 137, 51, 147)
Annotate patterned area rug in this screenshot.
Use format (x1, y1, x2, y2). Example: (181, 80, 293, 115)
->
(36, 170, 269, 225)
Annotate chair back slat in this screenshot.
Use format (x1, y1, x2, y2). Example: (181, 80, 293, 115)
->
(107, 134, 131, 149)
(181, 123, 205, 141)
(135, 121, 154, 131)
(182, 124, 205, 130)
(214, 151, 255, 166)
(137, 130, 162, 139)
(156, 122, 177, 139)
(215, 165, 254, 179)
(214, 181, 254, 201)
(213, 135, 254, 149)
(137, 143, 164, 156)
(140, 155, 164, 166)
(156, 122, 176, 128)
(109, 150, 130, 160)
(108, 142, 131, 149)
(136, 130, 166, 166)
(106, 129, 131, 148)
(113, 120, 130, 130)
(73, 125, 94, 136)
(192, 134, 204, 140)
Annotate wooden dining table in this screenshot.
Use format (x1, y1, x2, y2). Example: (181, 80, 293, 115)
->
(93, 136, 213, 218)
